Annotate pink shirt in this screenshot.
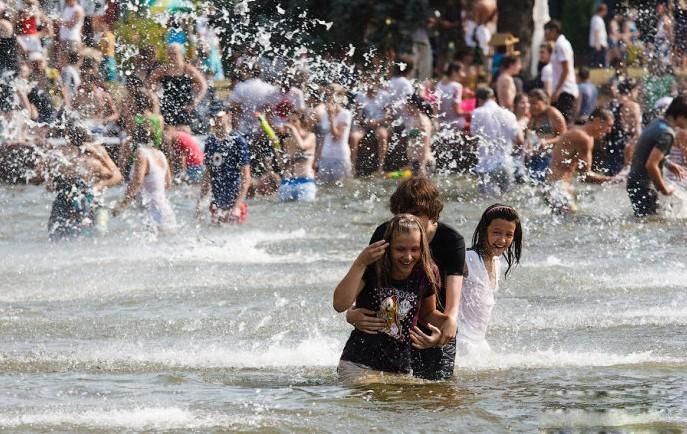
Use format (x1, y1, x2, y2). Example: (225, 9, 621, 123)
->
(173, 131, 204, 166)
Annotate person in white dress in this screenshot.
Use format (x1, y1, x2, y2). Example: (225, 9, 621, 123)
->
(113, 124, 177, 233)
(457, 204, 523, 357)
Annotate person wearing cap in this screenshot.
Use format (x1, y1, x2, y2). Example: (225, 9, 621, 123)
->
(197, 105, 251, 224)
(470, 87, 523, 195)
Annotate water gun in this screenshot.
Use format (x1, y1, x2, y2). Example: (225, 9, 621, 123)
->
(255, 112, 280, 149)
(384, 168, 413, 180)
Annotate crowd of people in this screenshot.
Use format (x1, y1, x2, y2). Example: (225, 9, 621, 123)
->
(0, 1, 686, 241)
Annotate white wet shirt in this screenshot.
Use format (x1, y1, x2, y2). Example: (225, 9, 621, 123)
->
(551, 34, 579, 98)
(457, 250, 500, 356)
(318, 107, 352, 161)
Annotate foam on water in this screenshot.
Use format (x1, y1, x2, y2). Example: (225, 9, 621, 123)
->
(3, 337, 684, 373)
(493, 302, 687, 330)
(541, 408, 684, 429)
(0, 407, 269, 430)
(454, 349, 685, 371)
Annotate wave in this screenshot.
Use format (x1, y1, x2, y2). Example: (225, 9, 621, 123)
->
(0, 336, 343, 372)
(0, 407, 271, 430)
(540, 408, 684, 429)
(1, 338, 683, 373)
(454, 349, 685, 371)
(492, 304, 687, 331)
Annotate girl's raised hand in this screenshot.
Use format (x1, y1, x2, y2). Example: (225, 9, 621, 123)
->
(353, 240, 388, 267)
(410, 323, 442, 349)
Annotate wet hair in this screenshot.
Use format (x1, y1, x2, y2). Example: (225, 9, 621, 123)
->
(445, 61, 463, 77)
(393, 57, 414, 77)
(64, 117, 92, 147)
(0, 82, 14, 112)
(513, 93, 527, 111)
(133, 119, 153, 145)
(617, 78, 637, 96)
(500, 55, 520, 71)
(589, 107, 613, 124)
(544, 20, 562, 34)
(408, 93, 433, 117)
(376, 214, 439, 292)
(132, 89, 153, 114)
(389, 177, 444, 222)
(539, 42, 554, 54)
(528, 88, 550, 104)
(579, 66, 590, 81)
(665, 93, 687, 119)
(471, 204, 523, 278)
(66, 50, 80, 65)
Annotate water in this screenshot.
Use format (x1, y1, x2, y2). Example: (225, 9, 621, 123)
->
(1, 179, 686, 432)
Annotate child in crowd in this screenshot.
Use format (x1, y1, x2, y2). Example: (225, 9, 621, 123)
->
(279, 109, 316, 202)
(197, 106, 251, 224)
(113, 121, 176, 233)
(334, 214, 453, 384)
(95, 20, 117, 82)
(457, 204, 522, 356)
(164, 125, 204, 183)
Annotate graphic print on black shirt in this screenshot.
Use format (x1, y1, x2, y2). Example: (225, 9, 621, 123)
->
(339, 267, 434, 373)
(376, 286, 420, 342)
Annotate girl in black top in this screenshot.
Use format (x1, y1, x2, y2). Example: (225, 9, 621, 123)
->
(347, 177, 466, 381)
(334, 215, 452, 383)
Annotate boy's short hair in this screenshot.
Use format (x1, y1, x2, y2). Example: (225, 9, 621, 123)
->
(665, 93, 687, 119)
(544, 20, 562, 34)
(66, 49, 80, 65)
(579, 66, 590, 81)
(390, 177, 444, 221)
(589, 108, 613, 124)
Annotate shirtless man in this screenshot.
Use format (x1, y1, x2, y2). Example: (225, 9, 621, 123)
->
(544, 108, 616, 213)
(496, 56, 521, 111)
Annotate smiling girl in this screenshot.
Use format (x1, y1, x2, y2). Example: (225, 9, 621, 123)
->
(333, 215, 452, 384)
(457, 204, 523, 357)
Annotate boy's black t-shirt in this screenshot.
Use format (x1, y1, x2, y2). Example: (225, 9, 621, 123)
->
(339, 266, 434, 374)
(369, 221, 466, 308)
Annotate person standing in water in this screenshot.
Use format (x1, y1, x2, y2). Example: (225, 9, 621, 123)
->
(627, 94, 687, 217)
(334, 215, 452, 384)
(314, 83, 353, 183)
(457, 204, 522, 357)
(45, 122, 122, 240)
(279, 109, 317, 202)
(197, 106, 251, 224)
(112, 122, 177, 233)
(544, 108, 617, 214)
(150, 43, 207, 133)
(346, 177, 465, 380)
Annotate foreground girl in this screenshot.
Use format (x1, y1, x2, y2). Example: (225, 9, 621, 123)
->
(457, 204, 523, 356)
(333, 215, 452, 384)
